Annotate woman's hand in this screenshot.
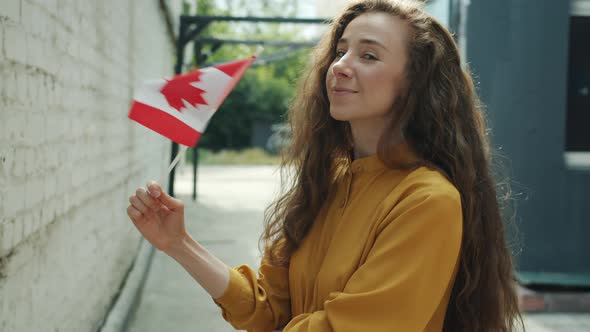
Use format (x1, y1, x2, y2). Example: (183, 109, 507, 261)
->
(127, 181, 187, 252)
(128, 181, 231, 299)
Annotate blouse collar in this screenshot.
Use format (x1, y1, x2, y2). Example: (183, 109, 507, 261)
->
(348, 142, 420, 174)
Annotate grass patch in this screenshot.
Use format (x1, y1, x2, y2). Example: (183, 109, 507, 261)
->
(188, 148, 281, 165)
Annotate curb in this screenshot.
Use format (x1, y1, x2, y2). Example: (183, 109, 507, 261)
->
(98, 239, 155, 332)
(518, 284, 590, 313)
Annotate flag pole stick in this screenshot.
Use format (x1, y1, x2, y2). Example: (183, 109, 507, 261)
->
(255, 46, 265, 58)
(157, 144, 189, 190)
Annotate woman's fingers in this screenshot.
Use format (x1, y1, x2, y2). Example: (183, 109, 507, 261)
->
(147, 181, 184, 211)
(129, 194, 149, 214)
(146, 181, 162, 198)
(136, 187, 160, 211)
(127, 205, 143, 222)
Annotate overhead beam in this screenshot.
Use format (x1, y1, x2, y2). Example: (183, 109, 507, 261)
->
(197, 37, 318, 47)
(181, 15, 330, 25)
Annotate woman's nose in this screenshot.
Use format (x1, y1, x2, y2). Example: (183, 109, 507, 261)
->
(331, 57, 353, 79)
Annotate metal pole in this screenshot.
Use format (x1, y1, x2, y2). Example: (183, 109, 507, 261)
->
(192, 147, 198, 200)
(181, 15, 329, 24)
(168, 19, 187, 196)
(191, 40, 206, 201)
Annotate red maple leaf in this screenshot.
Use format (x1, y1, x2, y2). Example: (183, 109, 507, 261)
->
(160, 71, 208, 111)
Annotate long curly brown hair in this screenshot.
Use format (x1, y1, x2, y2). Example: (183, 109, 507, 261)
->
(260, 0, 523, 331)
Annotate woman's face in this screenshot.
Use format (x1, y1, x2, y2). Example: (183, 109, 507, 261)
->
(326, 12, 409, 124)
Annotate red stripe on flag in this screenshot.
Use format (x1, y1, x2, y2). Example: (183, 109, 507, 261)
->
(211, 57, 255, 109)
(216, 57, 255, 78)
(128, 101, 201, 147)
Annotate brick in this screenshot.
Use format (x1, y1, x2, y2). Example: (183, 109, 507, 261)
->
(25, 177, 44, 208)
(54, 143, 66, 169)
(43, 172, 56, 201)
(25, 34, 42, 70)
(0, 110, 6, 143)
(22, 212, 34, 241)
(37, 0, 57, 17)
(0, 147, 14, 181)
(52, 81, 63, 110)
(25, 72, 38, 107)
(24, 147, 35, 175)
(34, 75, 47, 108)
(31, 208, 40, 234)
(39, 199, 55, 227)
(45, 113, 62, 142)
(0, 0, 21, 23)
(24, 112, 45, 146)
(12, 147, 25, 178)
(45, 77, 56, 107)
(0, 25, 4, 61)
(2, 67, 18, 105)
(0, 219, 14, 255)
(33, 6, 52, 41)
(11, 216, 24, 251)
(55, 166, 71, 195)
(35, 40, 54, 75)
(56, 0, 75, 30)
(5, 111, 26, 143)
(0, 189, 5, 221)
(4, 181, 25, 218)
(44, 144, 58, 169)
(21, 1, 41, 38)
(14, 67, 28, 105)
(71, 163, 84, 187)
(51, 24, 64, 56)
(65, 36, 78, 59)
(4, 24, 27, 63)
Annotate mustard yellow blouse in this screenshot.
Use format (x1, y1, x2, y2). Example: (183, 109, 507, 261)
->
(214, 154, 463, 332)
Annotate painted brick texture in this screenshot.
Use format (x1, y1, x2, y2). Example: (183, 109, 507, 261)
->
(0, 0, 174, 330)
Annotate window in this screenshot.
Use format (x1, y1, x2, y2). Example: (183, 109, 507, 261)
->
(565, 1, 590, 170)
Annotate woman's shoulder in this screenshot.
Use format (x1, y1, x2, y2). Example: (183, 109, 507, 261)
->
(382, 165, 461, 212)
(374, 166, 463, 233)
(400, 166, 459, 196)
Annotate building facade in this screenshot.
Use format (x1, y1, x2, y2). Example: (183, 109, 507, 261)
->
(460, 0, 590, 285)
(0, 0, 175, 330)
(313, 0, 590, 285)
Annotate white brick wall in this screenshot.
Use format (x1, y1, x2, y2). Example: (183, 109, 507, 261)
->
(0, 0, 175, 330)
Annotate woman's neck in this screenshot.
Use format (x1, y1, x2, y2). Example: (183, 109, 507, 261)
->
(350, 117, 390, 160)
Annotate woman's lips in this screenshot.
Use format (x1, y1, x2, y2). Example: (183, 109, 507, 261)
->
(331, 88, 358, 96)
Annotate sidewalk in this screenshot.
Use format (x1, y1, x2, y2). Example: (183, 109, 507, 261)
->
(125, 165, 590, 331)
(126, 165, 278, 331)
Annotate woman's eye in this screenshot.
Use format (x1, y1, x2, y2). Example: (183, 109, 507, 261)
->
(362, 53, 378, 60)
(335, 50, 346, 57)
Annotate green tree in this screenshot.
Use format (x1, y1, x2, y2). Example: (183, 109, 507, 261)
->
(185, 0, 313, 151)
(199, 69, 294, 150)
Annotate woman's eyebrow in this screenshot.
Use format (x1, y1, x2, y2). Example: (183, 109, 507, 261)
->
(337, 37, 390, 52)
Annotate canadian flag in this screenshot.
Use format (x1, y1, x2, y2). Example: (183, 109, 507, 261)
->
(128, 57, 255, 147)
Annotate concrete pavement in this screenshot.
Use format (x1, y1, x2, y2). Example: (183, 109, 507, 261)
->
(124, 165, 590, 331)
(126, 165, 277, 332)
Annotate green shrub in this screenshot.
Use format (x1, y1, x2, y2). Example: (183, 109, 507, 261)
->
(185, 147, 280, 165)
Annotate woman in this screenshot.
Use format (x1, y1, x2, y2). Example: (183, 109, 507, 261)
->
(127, 0, 523, 331)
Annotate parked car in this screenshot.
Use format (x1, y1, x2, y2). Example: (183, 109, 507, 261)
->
(265, 123, 292, 154)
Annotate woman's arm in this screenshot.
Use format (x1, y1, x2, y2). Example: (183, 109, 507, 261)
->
(127, 181, 291, 331)
(126, 181, 229, 298)
(164, 234, 230, 299)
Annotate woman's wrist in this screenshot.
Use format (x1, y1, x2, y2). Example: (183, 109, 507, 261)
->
(162, 233, 230, 299)
(163, 233, 200, 259)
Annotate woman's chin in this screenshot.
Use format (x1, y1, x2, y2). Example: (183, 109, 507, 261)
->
(329, 109, 351, 122)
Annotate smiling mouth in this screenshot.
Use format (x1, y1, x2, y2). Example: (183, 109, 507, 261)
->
(331, 88, 358, 95)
